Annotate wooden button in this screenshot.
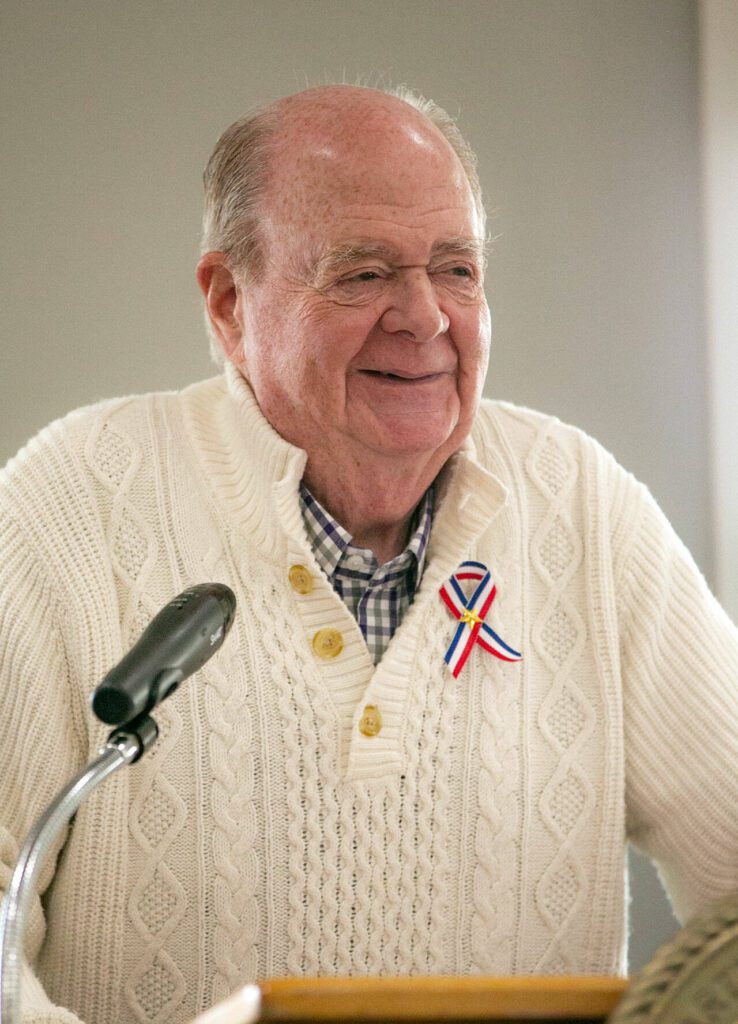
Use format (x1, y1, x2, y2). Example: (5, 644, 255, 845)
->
(288, 564, 313, 595)
(312, 628, 343, 659)
(359, 705, 382, 737)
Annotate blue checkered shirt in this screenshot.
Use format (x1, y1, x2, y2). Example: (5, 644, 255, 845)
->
(299, 484, 434, 664)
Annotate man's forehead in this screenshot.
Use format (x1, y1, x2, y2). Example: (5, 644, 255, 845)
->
(257, 91, 483, 264)
(267, 150, 468, 214)
(264, 99, 469, 212)
(263, 156, 479, 252)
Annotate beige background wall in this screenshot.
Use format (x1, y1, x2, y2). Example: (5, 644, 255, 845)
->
(1, 0, 720, 971)
(701, 0, 738, 624)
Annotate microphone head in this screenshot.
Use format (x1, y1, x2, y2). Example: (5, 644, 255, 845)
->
(90, 583, 237, 727)
(92, 687, 135, 726)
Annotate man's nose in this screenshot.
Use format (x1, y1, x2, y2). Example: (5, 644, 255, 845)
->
(379, 272, 450, 342)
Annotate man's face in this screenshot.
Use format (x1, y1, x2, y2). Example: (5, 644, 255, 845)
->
(233, 106, 491, 471)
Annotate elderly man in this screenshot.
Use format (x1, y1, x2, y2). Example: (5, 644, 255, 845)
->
(1, 85, 737, 1024)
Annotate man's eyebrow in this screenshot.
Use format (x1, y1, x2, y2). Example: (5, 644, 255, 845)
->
(311, 236, 489, 281)
(430, 237, 490, 265)
(311, 242, 402, 280)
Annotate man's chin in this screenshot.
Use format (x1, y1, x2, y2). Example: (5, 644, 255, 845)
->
(355, 421, 463, 464)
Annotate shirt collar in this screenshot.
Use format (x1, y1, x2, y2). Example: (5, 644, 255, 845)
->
(299, 485, 352, 579)
(299, 482, 435, 584)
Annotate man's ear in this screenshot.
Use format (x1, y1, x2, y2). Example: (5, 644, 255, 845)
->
(196, 252, 245, 364)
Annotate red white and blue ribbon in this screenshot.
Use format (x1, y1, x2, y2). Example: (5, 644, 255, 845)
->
(440, 560, 522, 678)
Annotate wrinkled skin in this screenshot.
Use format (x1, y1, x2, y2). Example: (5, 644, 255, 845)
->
(198, 86, 490, 561)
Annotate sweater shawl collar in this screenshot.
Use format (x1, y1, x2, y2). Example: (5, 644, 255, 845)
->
(183, 363, 509, 577)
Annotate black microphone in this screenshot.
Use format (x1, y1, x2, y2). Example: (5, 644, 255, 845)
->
(91, 583, 236, 726)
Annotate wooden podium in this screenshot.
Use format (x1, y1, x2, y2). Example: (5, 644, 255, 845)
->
(194, 976, 628, 1024)
(192, 894, 738, 1024)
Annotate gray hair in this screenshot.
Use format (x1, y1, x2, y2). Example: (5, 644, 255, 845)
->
(200, 86, 486, 365)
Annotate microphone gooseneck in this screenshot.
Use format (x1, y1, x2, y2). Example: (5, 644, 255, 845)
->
(1, 584, 237, 1024)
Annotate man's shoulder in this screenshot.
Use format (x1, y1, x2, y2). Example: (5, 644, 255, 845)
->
(470, 398, 650, 538)
(2, 377, 225, 481)
(0, 376, 228, 578)
(0, 377, 228, 541)
(472, 397, 612, 462)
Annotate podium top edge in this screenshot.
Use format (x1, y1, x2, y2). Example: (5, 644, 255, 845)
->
(257, 976, 628, 1020)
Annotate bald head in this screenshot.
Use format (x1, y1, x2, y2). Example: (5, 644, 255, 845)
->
(271, 84, 459, 161)
(259, 88, 476, 271)
(269, 86, 455, 186)
(201, 83, 485, 282)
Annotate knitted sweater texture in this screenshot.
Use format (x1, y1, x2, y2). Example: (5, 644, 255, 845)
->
(1, 367, 737, 1024)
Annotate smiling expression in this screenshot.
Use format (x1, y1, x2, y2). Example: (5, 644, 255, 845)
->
(232, 92, 491, 475)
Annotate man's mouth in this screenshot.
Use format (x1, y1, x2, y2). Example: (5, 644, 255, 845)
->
(359, 369, 445, 382)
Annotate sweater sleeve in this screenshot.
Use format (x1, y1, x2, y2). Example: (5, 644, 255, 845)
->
(616, 478, 738, 922)
(0, 513, 86, 1024)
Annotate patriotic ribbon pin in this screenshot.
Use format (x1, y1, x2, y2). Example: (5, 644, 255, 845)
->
(440, 560, 522, 678)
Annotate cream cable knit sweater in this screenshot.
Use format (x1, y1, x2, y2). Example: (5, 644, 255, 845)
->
(1, 367, 737, 1024)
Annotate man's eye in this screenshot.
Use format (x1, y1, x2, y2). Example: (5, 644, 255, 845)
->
(325, 269, 387, 305)
(331, 269, 386, 292)
(432, 264, 476, 280)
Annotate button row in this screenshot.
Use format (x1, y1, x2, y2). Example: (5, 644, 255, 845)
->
(289, 566, 381, 737)
(290, 566, 345, 660)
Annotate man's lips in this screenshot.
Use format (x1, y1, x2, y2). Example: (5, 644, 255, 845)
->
(356, 368, 452, 382)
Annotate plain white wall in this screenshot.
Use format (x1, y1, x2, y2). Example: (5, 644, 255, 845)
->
(1, 0, 716, 971)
